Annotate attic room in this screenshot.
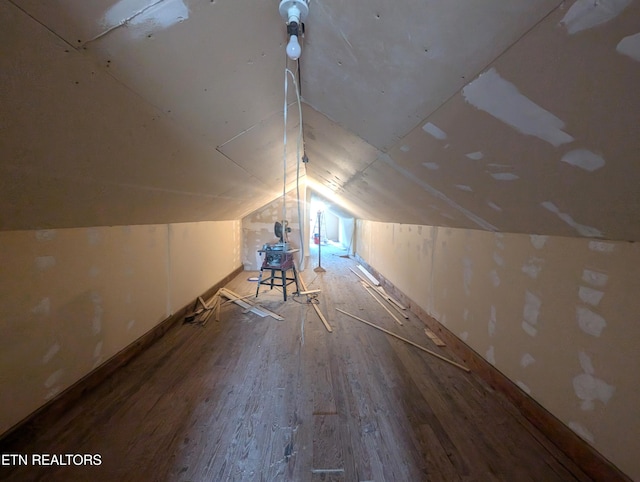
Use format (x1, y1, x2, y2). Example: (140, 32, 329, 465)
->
(1, 0, 639, 480)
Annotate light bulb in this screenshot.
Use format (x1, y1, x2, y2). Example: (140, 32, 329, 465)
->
(286, 34, 301, 60)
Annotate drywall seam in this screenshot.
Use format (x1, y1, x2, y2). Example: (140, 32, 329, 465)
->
(462, 68, 574, 147)
(541, 201, 603, 238)
(378, 154, 497, 231)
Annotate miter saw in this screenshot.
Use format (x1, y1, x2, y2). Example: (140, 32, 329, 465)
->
(261, 220, 293, 268)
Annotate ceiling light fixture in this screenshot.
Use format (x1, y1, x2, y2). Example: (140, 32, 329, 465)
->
(279, 0, 309, 60)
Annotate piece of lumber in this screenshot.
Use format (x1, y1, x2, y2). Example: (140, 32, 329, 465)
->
(219, 288, 284, 321)
(299, 275, 332, 333)
(375, 285, 407, 311)
(357, 264, 380, 286)
(360, 281, 403, 326)
(298, 289, 321, 295)
(424, 328, 446, 347)
(336, 308, 469, 373)
(349, 267, 409, 319)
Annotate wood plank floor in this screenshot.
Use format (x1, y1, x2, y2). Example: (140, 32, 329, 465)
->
(1, 244, 590, 482)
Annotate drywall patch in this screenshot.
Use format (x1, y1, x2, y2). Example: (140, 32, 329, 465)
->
(400, 145, 411, 152)
(89, 266, 101, 278)
(462, 258, 473, 296)
(489, 269, 501, 287)
(466, 151, 484, 160)
(486, 346, 496, 365)
(35, 256, 56, 271)
(105, 0, 189, 39)
(522, 290, 541, 337)
(576, 306, 606, 336)
(541, 201, 603, 238)
(588, 241, 615, 253)
(578, 286, 604, 306)
(422, 122, 447, 140)
(93, 341, 103, 359)
(569, 421, 595, 443)
(492, 252, 505, 267)
(582, 268, 609, 287)
(31, 298, 51, 316)
(87, 228, 101, 245)
(617, 32, 640, 62)
(460, 331, 469, 341)
(560, 0, 631, 35)
(522, 256, 544, 279)
(521, 353, 536, 368)
(490, 172, 520, 181)
(422, 162, 439, 170)
(44, 369, 64, 389)
(462, 68, 574, 147)
(127, 319, 136, 331)
(487, 201, 503, 212)
(91, 292, 103, 335)
(516, 381, 531, 394)
(573, 351, 615, 410)
(42, 343, 60, 364)
(35, 230, 56, 242)
(488, 306, 497, 337)
(561, 149, 606, 172)
(379, 154, 497, 231)
(530, 234, 548, 250)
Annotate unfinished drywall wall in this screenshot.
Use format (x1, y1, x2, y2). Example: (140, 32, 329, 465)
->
(356, 219, 640, 480)
(338, 217, 355, 253)
(242, 188, 307, 271)
(0, 220, 240, 435)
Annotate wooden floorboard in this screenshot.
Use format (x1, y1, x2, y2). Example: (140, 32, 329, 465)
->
(1, 245, 591, 482)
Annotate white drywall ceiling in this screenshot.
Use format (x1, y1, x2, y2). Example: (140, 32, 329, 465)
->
(2, 0, 639, 240)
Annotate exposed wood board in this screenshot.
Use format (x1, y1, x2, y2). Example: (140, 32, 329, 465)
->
(336, 308, 469, 372)
(219, 288, 284, 321)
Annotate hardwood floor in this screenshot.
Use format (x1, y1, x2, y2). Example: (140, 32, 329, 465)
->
(1, 245, 590, 481)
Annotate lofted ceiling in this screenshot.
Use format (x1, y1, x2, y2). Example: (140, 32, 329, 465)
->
(1, 0, 639, 240)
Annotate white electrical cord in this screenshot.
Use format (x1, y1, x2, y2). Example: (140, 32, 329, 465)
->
(283, 66, 306, 267)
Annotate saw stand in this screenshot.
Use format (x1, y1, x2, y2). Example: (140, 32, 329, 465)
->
(255, 248, 300, 301)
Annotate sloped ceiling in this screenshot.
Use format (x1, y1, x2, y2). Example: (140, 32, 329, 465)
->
(1, 0, 639, 240)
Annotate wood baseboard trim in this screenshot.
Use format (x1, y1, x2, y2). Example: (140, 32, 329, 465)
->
(353, 255, 630, 482)
(0, 264, 245, 450)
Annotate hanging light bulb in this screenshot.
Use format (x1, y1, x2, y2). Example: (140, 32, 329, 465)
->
(286, 34, 301, 60)
(279, 0, 309, 60)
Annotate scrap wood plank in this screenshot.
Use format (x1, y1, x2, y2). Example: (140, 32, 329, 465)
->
(424, 328, 446, 347)
(336, 308, 469, 373)
(360, 281, 403, 326)
(299, 275, 332, 333)
(357, 264, 380, 286)
(375, 285, 407, 311)
(348, 267, 409, 319)
(219, 288, 284, 321)
(185, 296, 214, 323)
